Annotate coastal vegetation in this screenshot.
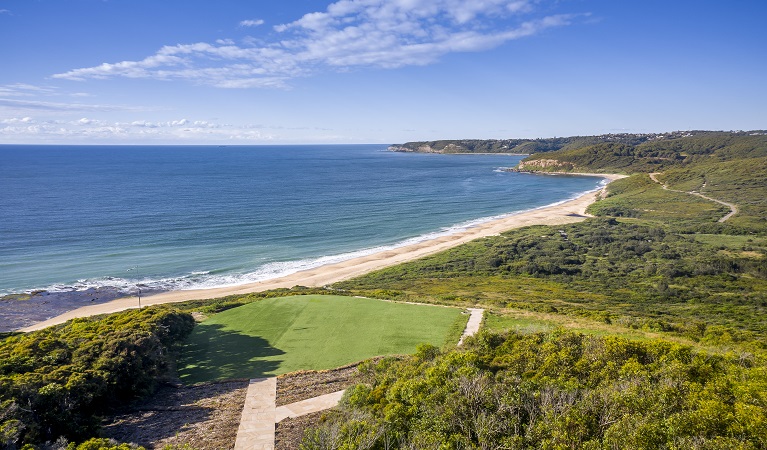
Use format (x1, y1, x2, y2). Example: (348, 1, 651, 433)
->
(3, 130, 767, 448)
(334, 218, 767, 350)
(302, 131, 767, 448)
(178, 295, 466, 383)
(302, 330, 767, 449)
(0, 307, 193, 447)
(389, 130, 760, 155)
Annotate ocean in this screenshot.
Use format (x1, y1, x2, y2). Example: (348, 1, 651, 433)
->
(0, 144, 604, 329)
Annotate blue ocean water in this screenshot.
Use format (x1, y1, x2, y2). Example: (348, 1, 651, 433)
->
(0, 144, 603, 297)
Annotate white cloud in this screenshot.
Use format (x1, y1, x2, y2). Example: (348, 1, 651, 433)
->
(0, 83, 57, 97)
(239, 19, 265, 27)
(1, 117, 34, 124)
(0, 116, 281, 143)
(52, 0, 580, 88)
(126, 119, 221, 128)
(0, 97, 145, 112)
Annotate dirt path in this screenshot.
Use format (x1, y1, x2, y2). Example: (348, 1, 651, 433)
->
(649, 172, 738, 222)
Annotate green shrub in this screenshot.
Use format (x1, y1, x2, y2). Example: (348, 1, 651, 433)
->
(0, 307, 194, 446)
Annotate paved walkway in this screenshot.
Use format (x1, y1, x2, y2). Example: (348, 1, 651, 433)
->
(458, 308, 484, 345)
(234, 307, 486, 448)
(275, 389, 347, 423)
(234, 378, 277, 450)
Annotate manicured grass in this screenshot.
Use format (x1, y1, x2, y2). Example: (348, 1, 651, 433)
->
(178, 295, 467, 383)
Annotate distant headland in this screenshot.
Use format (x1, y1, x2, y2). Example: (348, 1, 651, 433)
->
(388, 130, 767, 155)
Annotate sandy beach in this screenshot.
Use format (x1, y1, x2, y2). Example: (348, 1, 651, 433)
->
(20, 174, 625, 332)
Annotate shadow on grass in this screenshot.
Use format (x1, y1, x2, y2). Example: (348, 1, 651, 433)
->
(178, 323, 285, 383)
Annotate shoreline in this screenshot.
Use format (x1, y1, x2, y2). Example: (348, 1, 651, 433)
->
(19, 173, 626, 332)
(391, 151, 530, 156)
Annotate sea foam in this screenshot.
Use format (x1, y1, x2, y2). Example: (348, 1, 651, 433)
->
(17, 179, 606, 297)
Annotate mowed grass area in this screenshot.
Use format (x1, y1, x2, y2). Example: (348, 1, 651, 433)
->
(178, 295, 467, 384)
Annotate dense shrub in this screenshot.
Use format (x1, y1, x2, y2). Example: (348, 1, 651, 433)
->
(0, 307, 194, 447)
(304, 331, 767, 449)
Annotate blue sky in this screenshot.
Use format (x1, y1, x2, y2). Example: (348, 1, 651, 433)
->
(1, 0, 765, 144)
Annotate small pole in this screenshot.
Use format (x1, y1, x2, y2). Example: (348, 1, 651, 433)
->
(128, 267, 141, 310)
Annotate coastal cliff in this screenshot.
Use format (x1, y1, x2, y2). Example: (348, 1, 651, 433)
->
(512, 158, 578, 173)
(388, 143, 448, 153)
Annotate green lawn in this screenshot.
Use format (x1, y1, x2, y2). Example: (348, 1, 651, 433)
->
(178, 294, 467, 383)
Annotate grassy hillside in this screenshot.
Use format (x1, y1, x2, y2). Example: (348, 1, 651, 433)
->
(516, 131, 767, 172)
(178, 295, 467, 383)
(306, 133, 767, 449)
(519, 132, 767, 232)
(335, 219, 767, 354)
(389, 131, 750, 154)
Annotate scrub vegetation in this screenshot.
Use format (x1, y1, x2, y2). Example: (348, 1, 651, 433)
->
(306, 132, 767, 449)
(3, 131, 767, 448)
(0, 308, 194, 446)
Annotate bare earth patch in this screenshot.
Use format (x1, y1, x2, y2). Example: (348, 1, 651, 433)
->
(101, 381, 249, 450)
(275, 411, 327, 450)
(276, 359, 373, 407)
(101, 359, 385, 449)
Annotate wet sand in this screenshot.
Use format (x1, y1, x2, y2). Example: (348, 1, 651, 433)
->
(19, 174, 625, 332)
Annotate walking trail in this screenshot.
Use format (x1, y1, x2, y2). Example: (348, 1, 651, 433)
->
(649, 172, 738, 222)
(233, 307, 485, 450)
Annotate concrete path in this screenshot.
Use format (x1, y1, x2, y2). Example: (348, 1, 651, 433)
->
(458, 308, 484, 345)
(234, 306, 487, 448)
(234, 378, 277, 450)
(275, 389, 347, 423)
(235, 384, 347, 449)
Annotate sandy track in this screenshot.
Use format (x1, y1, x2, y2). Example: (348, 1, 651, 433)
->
(20, 174, 624, 332)
(649, 172, 738, 222)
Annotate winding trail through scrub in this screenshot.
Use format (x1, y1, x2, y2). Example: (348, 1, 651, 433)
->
(649, 173, 738, 222)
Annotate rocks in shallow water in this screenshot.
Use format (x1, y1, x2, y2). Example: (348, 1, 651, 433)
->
(0, 286, 167, 332)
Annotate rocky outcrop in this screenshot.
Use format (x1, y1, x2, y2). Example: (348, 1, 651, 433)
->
(388, 144, 461, 153)
(515, 159, 577, 172)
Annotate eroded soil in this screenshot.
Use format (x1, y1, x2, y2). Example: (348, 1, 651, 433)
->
(102, 359, 376, 449)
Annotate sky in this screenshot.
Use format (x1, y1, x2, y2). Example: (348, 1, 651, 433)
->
(1, 0, 765, 144)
